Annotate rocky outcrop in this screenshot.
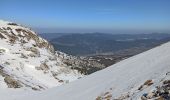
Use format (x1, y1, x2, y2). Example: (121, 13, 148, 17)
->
(0, 20, 83, 90)
(0, 66, 22, 88)
(0, 48, 6, 53)
(138, 80, 154, 91)
(0, 22, 55, 54)
(141, 80, 170, 100)
(20, 53, 28, 59)
(35, 62, 50, 73)
(25, 47, 40, 57)
(4, 76, 22, 88)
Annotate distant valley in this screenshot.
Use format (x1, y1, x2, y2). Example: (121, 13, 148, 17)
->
(40, 33, 170, 67)
(40, 33, 170, 56)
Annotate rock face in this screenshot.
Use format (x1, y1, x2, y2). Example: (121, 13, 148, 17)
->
(141, 75, 170, 100)
(0, 20, 83, 90)
(4, 76, 22, 88)
(0, 21, 55, 54)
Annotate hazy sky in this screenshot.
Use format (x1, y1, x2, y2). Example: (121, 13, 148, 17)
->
(0, 0, 170, 33)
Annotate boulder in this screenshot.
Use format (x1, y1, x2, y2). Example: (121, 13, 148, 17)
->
(4, 76, 22, 88)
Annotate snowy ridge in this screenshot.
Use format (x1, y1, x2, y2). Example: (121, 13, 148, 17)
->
(11, 41, 170, 100)
(0, 20, 83, 90)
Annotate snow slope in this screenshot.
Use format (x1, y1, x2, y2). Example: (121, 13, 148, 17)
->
(0, 20, 83, 90)
(10, 41, 170, 100)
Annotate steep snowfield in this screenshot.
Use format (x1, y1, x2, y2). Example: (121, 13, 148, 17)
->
(9, 41, 170, 100)
(0, 20, 82, 90)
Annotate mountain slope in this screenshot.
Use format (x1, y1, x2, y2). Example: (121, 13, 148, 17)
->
(0, 20, 83, 90)
(14, 41, 170, 100)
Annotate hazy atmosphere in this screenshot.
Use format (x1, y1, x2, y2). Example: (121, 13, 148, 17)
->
(1, 0, 170, 33)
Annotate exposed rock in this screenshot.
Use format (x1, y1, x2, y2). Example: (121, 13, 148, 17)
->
(0, 32, 6, 39)
(35, 62, 49, 72)
(1, 25, 55, 54)
(20, 53, 28, 59)
(96, 91, 113, 100)
(7, 23, 18, 26)
(25, 47, 40, 57)
(1, 63, 23, 88)
(4, 76, 22, 88)
(20, 39, 27, 44)
(4, 61, 10, 65)
(141, 80, 170, 100)
(138, 80, 153, 91)
(0, 66, 5, 76)
(0, 48, 6, 53)
(26, 47, 39, 54)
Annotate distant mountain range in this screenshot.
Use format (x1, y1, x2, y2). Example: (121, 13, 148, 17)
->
(40, 33, 170, 56)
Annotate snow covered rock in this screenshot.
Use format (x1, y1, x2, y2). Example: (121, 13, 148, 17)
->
(0, 20, 83, 90)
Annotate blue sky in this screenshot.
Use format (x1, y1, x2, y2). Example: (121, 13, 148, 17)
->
(0, 0, 170, 33)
